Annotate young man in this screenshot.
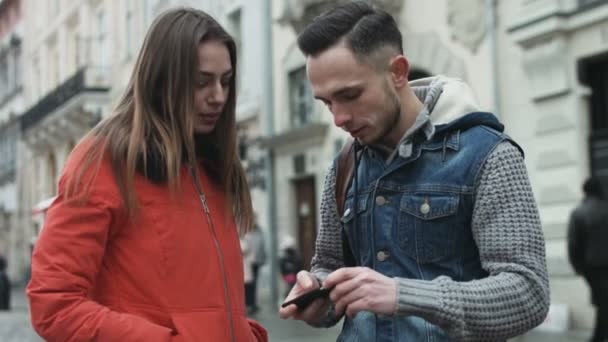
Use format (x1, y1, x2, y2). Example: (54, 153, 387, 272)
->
(279, 2, 549, 341)
(568, 177, 608, 342)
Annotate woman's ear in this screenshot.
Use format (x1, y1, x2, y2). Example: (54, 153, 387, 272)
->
(389, 55, 410, 89)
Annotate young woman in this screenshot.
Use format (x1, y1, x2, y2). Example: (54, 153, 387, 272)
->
(26, 8, 267, 342)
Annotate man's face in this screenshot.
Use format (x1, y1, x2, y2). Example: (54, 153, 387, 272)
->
(307, 44, 401, 146)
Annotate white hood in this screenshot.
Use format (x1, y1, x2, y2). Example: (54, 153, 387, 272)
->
(409, 75, 481, 126)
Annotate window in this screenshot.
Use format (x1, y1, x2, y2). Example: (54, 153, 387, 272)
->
(408, 68, 432, 81)
(48, 152, 57, 195)
(32, 55, 41, 99)
(289, 67, 314, 128)
(13, 45, 21, 89)
(0, 53, 7, 99)
(579, 52, 608, 191)
(51, 48, 60, 86)
(53, 0, 60, 17)
(227, 9, 242, 90)
(125, 2, 134, 60)
(0, 124, 18, 183)
(97, 9, 109, 68)
(144, 0, 153, 28)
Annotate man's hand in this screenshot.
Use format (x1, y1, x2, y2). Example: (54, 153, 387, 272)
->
(323, 267, 397, 319)
(279, 271, 332, 324)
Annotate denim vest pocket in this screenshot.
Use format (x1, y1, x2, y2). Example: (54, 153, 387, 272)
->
(341, 193, 371, 265)
(398, 192, 460, 264)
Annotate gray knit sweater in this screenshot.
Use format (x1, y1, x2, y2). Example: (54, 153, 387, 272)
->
(310, 142, 550, 341)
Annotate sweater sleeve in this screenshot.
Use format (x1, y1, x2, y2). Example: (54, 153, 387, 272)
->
(309, 162, 346, 328)
(393, 142, 550, 341)
(26, 157, 174, 341)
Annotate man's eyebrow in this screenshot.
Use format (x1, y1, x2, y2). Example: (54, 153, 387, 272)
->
(315, 85, 362, 101)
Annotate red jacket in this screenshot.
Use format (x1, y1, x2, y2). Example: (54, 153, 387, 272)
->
(27, 144, 267, 342)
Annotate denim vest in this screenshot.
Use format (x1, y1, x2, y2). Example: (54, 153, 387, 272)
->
(337, 113, 518, 342)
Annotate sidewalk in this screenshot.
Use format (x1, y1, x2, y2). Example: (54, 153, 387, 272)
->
(511, 328, 590, 342)
(0, 287, 42, 342)
(1, 286, 591, 342)
(250, 289, 341, 342)
(253, 288, 593, 342)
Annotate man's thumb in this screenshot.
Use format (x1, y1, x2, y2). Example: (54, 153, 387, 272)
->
(296, 271, 316, 289)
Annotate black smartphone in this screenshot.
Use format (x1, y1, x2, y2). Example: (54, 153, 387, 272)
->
(281, 287, 332, 310)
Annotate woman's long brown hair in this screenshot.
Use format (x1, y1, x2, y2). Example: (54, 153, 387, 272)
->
(66, 8, 253, 232)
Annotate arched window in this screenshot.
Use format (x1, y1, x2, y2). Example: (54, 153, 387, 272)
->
(47, 152, 57, 195)
(408, 68, 432, 81)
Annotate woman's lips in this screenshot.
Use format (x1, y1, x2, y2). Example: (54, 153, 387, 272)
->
(198, 113, 220, 123)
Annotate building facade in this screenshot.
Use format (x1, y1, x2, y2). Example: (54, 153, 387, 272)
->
(501, 0, 608, 329)
(14, 0, 223, 282)
(0, 0, 23, 282)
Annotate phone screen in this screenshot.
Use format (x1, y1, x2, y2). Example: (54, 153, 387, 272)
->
(281, 287, 332, 309)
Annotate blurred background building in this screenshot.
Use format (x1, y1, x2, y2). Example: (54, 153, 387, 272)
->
(0, 0, 607, 332)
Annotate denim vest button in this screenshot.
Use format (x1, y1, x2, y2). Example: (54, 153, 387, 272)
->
(344, 208, 351, 217)
(375, 196, 387, 206)
(420, 202, 431, 215)
(376, 250, 389, 262)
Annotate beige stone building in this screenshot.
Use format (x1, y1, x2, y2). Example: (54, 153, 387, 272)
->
(14, 0, 223, 282)
(0, 0, 23, 282)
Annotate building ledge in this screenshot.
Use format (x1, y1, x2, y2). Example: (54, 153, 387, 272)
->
(262, 122, 329, 149)
(509, 0, 608, 46)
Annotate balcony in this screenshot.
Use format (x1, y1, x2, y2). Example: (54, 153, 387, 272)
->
(509, 0, 608, 45)
(21, 67, 110, 133)
(578, 0, 608, 10)
(0, 119, 19, 185)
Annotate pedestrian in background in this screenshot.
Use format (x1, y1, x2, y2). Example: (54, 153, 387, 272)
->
(0, 255, 10, 311)
(241, 235, 257, 315)
(279, 2, 549, 341)
(279, 237, 302, 298)
(243, 217, 266, 314)
(568, 177, 608, 342)
(26, 7, 267, 342)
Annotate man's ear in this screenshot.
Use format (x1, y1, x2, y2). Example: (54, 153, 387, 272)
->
(389, 55, 409, 88)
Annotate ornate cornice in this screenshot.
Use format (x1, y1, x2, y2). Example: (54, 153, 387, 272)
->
(447, 0, 487, 53)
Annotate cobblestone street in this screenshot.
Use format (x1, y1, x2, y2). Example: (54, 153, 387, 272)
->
(0, 287, 340, 342)
(0, 286, 590, 342)
(0, 288, 41, 342)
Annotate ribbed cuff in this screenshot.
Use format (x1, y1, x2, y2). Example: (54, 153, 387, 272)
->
(394, 278, 442, 319)
(311, 268, 331, 287)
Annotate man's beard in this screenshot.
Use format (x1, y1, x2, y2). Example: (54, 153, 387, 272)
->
(371, 87, 401, 147)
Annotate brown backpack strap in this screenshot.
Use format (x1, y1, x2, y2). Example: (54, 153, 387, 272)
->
(335, 138, 357, 267)
(335, 138, 356, 216)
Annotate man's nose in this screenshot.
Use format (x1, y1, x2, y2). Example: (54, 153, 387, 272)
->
(332, 107, 351, 128)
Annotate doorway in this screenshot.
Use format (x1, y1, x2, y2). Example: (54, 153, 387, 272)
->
(293, 176, 317, 271)
(579, 52, 608, 191)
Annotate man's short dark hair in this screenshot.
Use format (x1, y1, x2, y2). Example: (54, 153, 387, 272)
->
(583, 176, 605, 199)
(297, 1, 402, 63)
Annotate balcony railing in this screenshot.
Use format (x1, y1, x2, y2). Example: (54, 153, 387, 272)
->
(578, 0, 608, 9)
(20, 66, 110, 132)
(0, 120, 19, 184)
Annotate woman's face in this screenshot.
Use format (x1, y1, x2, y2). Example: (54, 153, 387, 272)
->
(193, 40, 233, 134)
